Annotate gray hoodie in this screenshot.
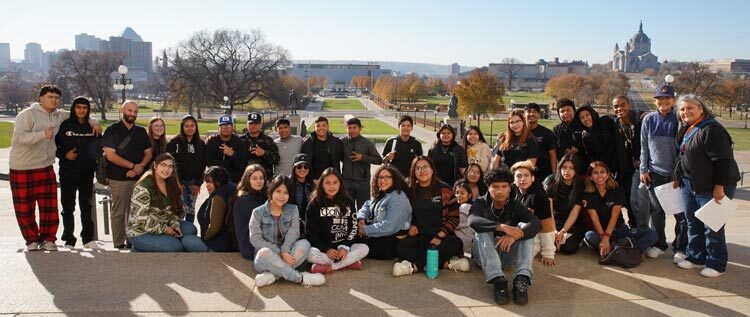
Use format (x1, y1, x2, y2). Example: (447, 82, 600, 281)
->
(10, 103, 97, 170)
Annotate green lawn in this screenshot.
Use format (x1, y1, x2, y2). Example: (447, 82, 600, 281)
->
(99, 118, 252, 137)
(321, 99, 365, 111)
(466, 119, 558, 146)
(0, 122, 13, 148)
(423, 91, 553, 107)
(307, 118, 398, 135)
(728, 128, 750, 151)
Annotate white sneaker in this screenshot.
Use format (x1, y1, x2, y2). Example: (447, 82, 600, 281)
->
(677, 260, 704, 269)
(254, 272, 278, 288)
(83, 241, 102, 250)
(64, 243, 75, 249)
(41, 241, 58, 251)
(645, 247, 664, 258)
(392, 260, 414, 277)
(301, 272, 325, 287)
(447, 256, 470, 272)
(26, 242, 40, 251)
(672, 251, 687, 264)
(700, 267, 726, 278)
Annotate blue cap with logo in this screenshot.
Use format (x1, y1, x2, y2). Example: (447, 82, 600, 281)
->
(218, 114, 233, 126)
(654, 83, 675, 98)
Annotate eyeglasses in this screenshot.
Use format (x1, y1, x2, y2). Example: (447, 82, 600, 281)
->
(157, 163, 175, 169)
(414, 166, 431, 172)
(295, 165, 309, 170)
(376, 175, 393, 180)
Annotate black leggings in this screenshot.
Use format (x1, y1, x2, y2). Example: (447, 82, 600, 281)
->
(363, 235, 401, 259)
(559, 227, 585, 255)
(396, 235, 463, 271)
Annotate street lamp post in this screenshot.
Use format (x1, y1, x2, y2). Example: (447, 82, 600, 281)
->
(489, 116, 495, 147)
(222, 96, 230, 114)
(113, 65, 133, 105)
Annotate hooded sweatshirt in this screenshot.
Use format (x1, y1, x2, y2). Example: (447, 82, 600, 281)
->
(166, 128, 206, 184)
(11, 103, 97, 170)
(574, 106, 618, 173)
(55, 103, 99, 173)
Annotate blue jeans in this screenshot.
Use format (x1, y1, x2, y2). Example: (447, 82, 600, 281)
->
(681, 177, 735, 273)
(181, 179, 199, 223)
(472, 231, 534, 283)
(584, 226, 657, 253)
(253, 239, 311, 283)
(130, 221, 208, 252)
(635, 172, 687, 252)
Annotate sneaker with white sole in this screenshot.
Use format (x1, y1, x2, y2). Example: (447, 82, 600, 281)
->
(26, 242, 41, 251)
(677, 259, 704, 269)
(700, 267, 726, 278)
(447, 256, 470, 272)
(254, 272, 278, 287)
(392, 260, 414, 277)
(645, 247, 664, 258)
(672, 251, 687, 264)
(83, 241, 102, 250)
(301, 272, 325, 287)
(41, 241, 58, 251)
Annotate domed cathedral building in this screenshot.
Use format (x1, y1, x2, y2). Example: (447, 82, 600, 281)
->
(612, 21, 659, 73)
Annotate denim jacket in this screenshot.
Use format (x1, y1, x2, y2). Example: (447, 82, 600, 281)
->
(357, 190, 412, 237)
(249, 201, 301, 255)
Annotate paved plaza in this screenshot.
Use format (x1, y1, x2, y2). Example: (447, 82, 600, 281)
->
(0, 101, 749, 316)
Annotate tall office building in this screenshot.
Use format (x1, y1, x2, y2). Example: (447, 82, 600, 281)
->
(0, 43, 10, 71)
(24, 42, 43, 71)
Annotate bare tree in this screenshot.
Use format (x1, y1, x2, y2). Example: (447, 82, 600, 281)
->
(167, 29, 289, 115)
(0, 72, 34, 114)
(675, 63, 720, 98)
(497, 57, 524, 91)
(53, 50, 124, 120)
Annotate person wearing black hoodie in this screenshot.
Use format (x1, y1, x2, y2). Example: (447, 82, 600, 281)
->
(301, 116, 344, 180)
(552, 98, 584, 173)
(197, 166, 237, 252)
(574, 105, 618, 175)
(205, 115, 248, 183)
(428, 124, 468, 186)
(231, 164, 267, 260)
(55, 96, 100, 249)
(166, 115, 206, 223)
(610, 96, 644, 229)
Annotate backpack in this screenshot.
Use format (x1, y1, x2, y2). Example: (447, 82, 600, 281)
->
(599, 236, 643, 268)
(96, 130, 134, 186)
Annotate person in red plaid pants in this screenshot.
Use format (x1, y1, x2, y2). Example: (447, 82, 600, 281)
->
(10, 85, 100, 251)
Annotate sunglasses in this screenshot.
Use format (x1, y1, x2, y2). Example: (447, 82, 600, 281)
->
(295, 164, 309, 170)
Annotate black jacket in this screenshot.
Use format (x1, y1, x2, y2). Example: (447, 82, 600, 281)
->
(198, 182, 237, 252)
(301, 131, 344, 178)
(427, 141, 468, 186)
(205, 134, 248, 183)
(232, 192, 266, 260)
(611, 109, 643, 174)
(382, 136, 423, 178)
(574, 106, 618, 173)
(553, 118, 584, 161)
(55, 118, 99, 173)
(239, 132, 280, 177)
(675, 118, 740, 194)
(166, 135, 206, 183)
(468, 193, 540, 239)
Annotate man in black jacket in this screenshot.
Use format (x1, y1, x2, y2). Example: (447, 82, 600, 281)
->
(552, 98, 584, 173)
(55, 96, 100, 249)
(301, 116, 343, 180)
(205, 115, 248, 183)
(382, 115, 422, 179)
(611, 96, 644, 228)
(469, 168, 540, 306)
(240, 112, 280, 177)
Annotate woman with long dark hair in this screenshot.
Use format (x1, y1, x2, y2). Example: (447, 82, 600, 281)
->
(306, 168, 370, 274)
(127, 153, 207, 252)
(356, 164, 412, 259)
(463, 125, 492, 173)
(492, 110, 540, 169)
(463, 163, 488, 198)
(166, 115, 206, 223)
(393, 156, 468, 277)
(197, 166, 237, 252)
(574, 106, 617, 175)
(543, 154, 586, 255)
(231, 164, 267, 259)
(428, 124, 468, 186)
(147, 117, 167, 166)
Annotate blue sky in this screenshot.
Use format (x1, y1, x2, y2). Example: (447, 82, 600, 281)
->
(1, 0, 748, 67)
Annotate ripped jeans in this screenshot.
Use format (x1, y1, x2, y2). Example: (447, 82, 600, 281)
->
(253, 239, 311, 283)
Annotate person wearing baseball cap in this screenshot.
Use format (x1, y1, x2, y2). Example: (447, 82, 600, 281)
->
(638, 81, 686, 261)
(239, 112, 279, 177)
(205, 114, 247, 183)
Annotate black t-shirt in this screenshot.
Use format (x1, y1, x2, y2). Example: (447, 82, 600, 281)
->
(513, 182, 552, 221)
(102, 121, 150, 181)
(496, 135, 540, 169)
(530, 125, 557, 179)
(312, 137, 331, 179)
(382, 136, 422, 178)
(546, 181, 583, 230)
(582, 187, 626, 229)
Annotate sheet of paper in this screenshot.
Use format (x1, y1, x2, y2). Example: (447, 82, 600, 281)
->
(654, 183, 684, 215)
(695, 197, 737, 232)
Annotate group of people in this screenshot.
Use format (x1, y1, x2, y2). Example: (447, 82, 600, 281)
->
(9, 83, 740, 305)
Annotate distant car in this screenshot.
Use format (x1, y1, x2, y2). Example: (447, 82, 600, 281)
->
(737, 104, 750, 112)
(334, 94, 347, 98)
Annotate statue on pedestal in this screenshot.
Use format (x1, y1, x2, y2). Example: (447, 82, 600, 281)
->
(288, 90, 299, 114)
(448, 93, 459, 118)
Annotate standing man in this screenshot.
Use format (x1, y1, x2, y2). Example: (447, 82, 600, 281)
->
(301, 116, 343, 180)
(55, 96, 101, 249)
(639, 84, 687, 262)
(205, 114, 248, 183)
(274, 117, 303, 177)
(10, 85, 99, 251)
(341, 117, 382, 209)
(552, 98, 584, 174)
(382, 115, 423, 179)
(611, 96, 644, 228)
(240, 112, 279, 178)
(102, 100, 152, 249)
(525, 103, 557, 181)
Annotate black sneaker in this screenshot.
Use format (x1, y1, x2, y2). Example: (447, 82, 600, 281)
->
(493, 278, 510, 305)
(512, 275, 530, 305)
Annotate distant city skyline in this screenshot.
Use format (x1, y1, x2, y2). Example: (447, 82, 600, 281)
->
(1, 0, 748, 68)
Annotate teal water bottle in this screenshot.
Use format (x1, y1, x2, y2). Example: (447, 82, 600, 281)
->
(425, 246, 439, 279)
